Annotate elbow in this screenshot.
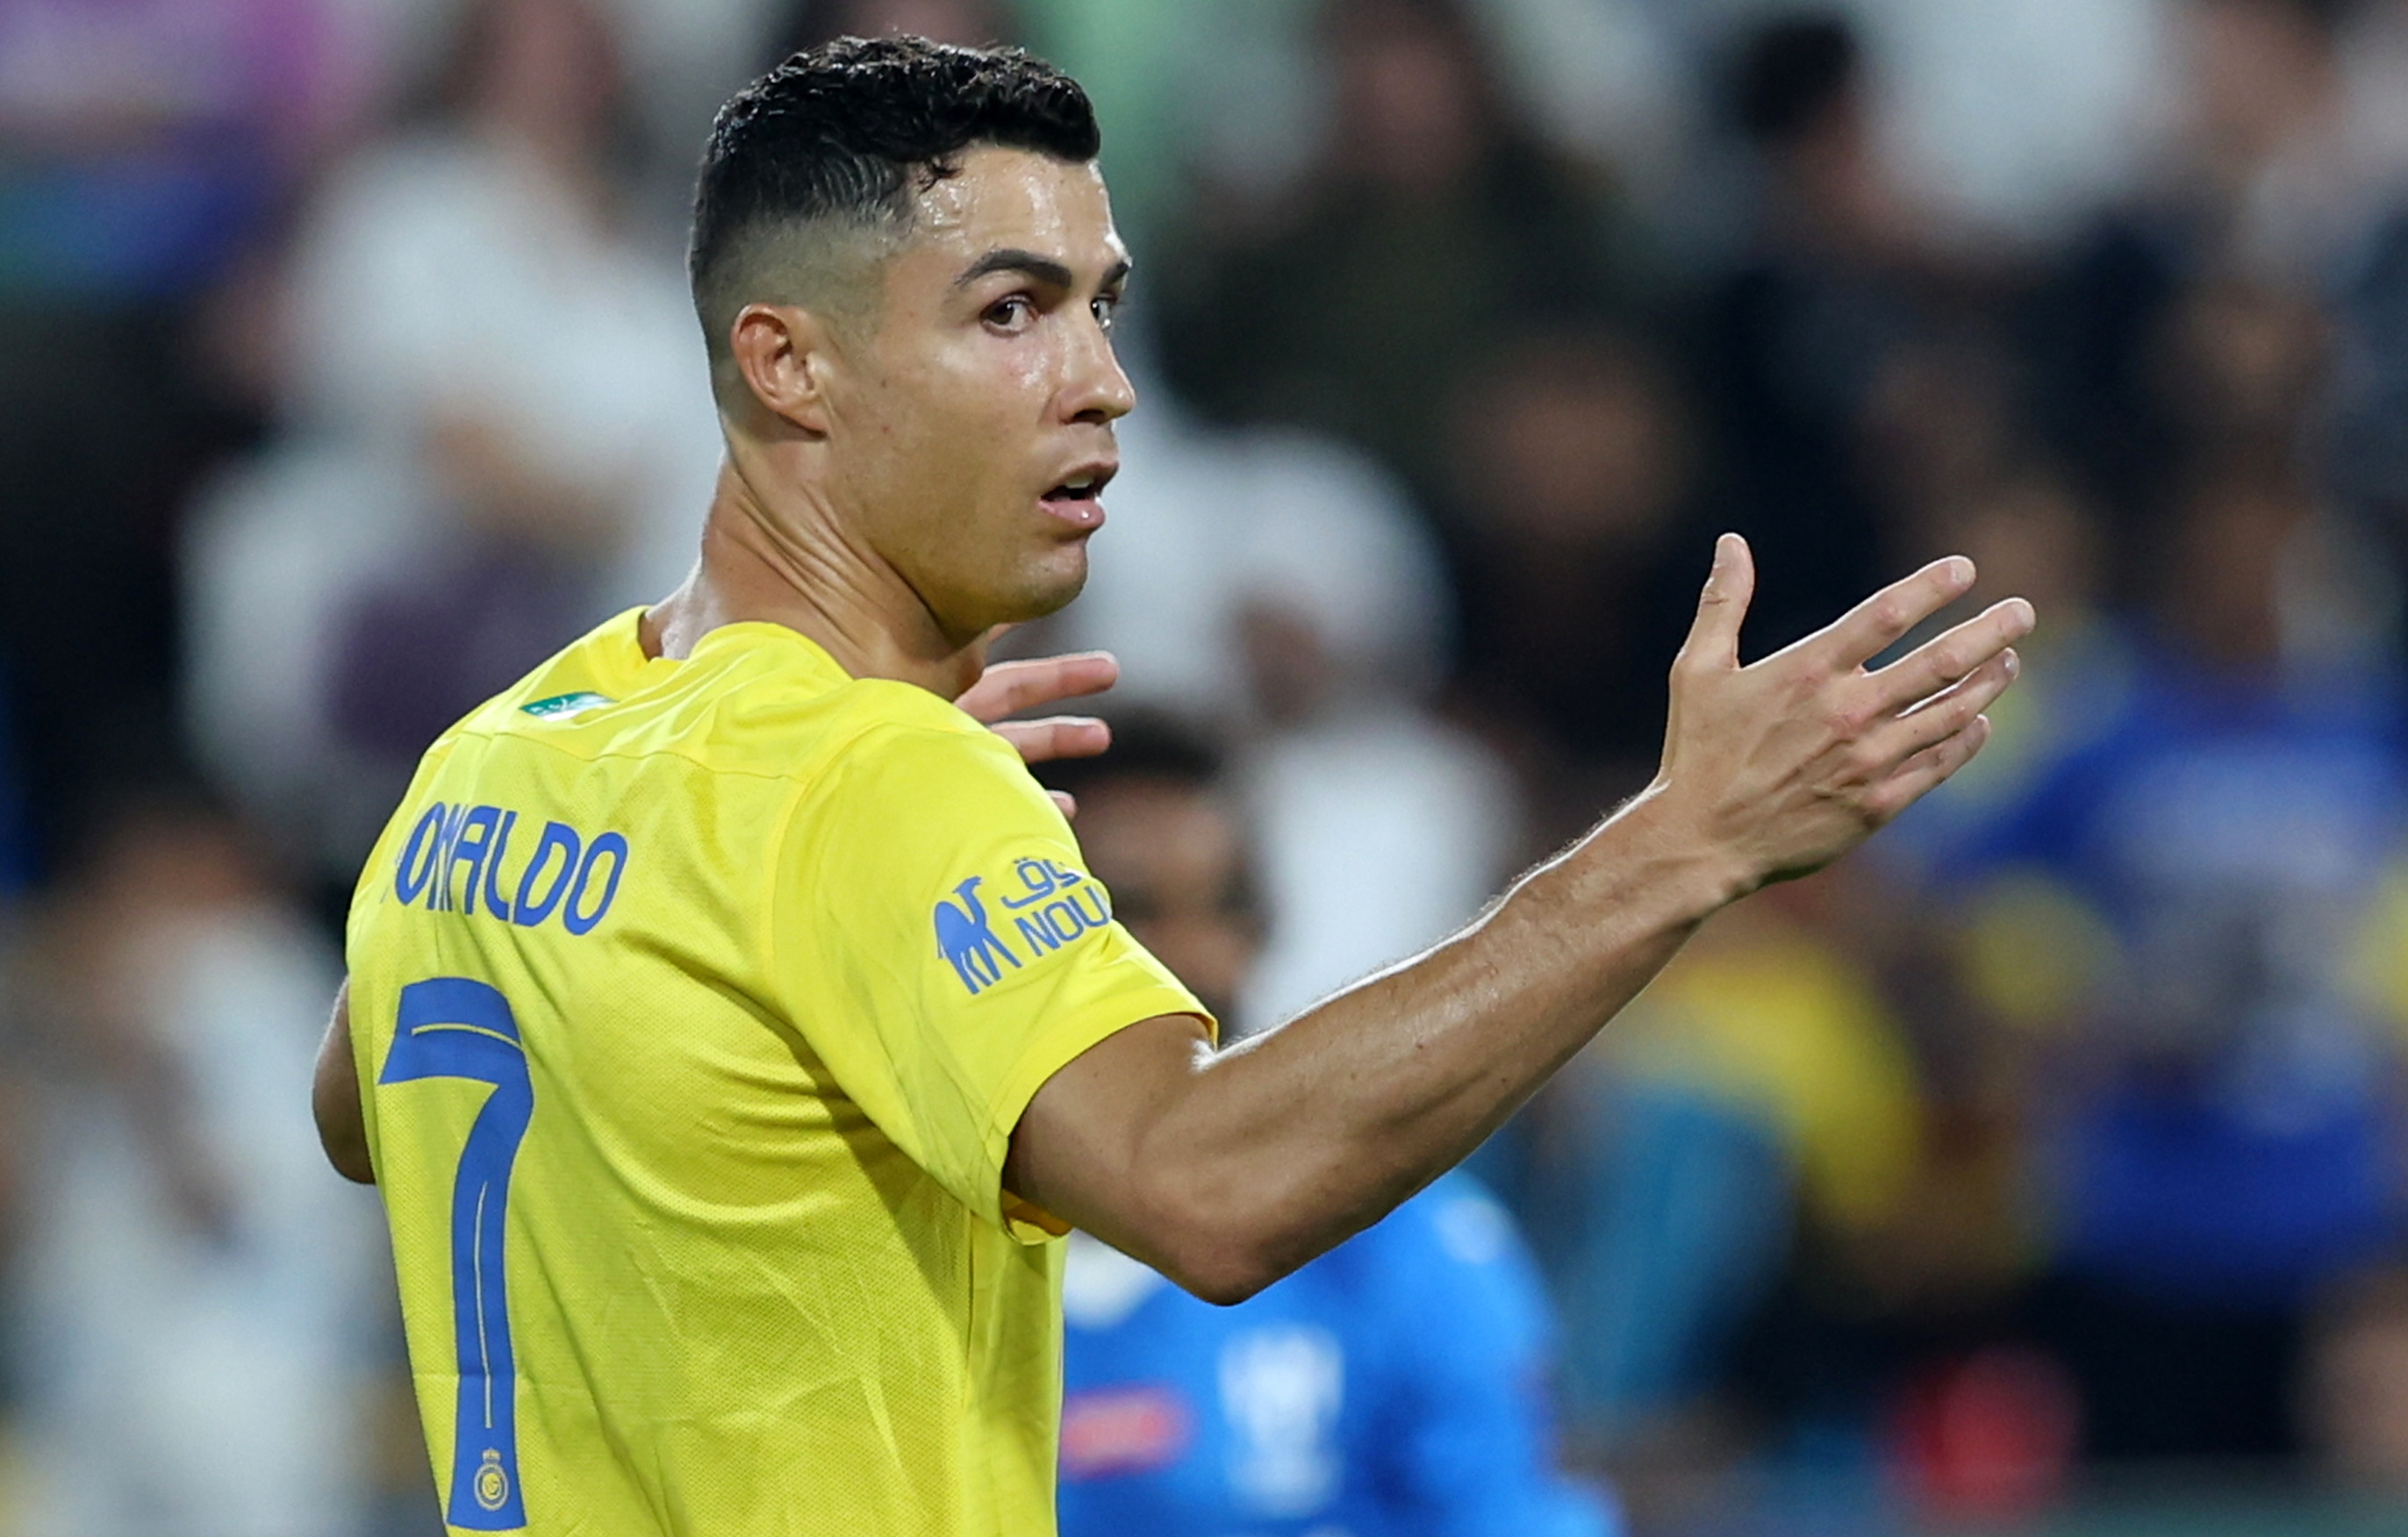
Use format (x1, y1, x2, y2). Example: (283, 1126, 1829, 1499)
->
(317, 1116, 376, 1186)
(325, 1142, 376, 1187)
(1163, 1246, 1279, 1308)
(1132, 1174, 1296, 1307)
(311, 1076, 375, 1185)
(312, 983, 374, 1184)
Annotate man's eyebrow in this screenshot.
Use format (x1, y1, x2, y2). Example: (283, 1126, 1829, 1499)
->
(954, 248, 1133, 290)
(956, 248, 1072, 289)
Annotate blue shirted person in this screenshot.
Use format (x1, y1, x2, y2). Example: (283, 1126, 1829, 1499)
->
(1040, 717, 1613, 1536)
(1923, 483, 2408, 1457)
(1958, 641, 2408, 1305)
(1060, 1173, 1613, 1536)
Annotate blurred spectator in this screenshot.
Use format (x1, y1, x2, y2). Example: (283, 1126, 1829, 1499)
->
(1949, 466, 2408, 1461)
(0, 0, 369, 875)
(0, 791, 383, 1536)
(1064, 1176, 1615, 1537)
(1044, 717, 1613, 1537)
(2172, 0, 2369, 282)
(1439, 327, 1713, 832)
(1231, 527, 1520, 1031)
(184, 0, 721, 883)
(1154, 0, 1648, 505)
(2025, 0, 2408, 566)
(1473, 0, 1687, 189)
(1042, 716, 1264, 1021)
(1881, 466, 2136, 876)
(1851, 0, 2170, 251)
(1693, 11, 1964, 654)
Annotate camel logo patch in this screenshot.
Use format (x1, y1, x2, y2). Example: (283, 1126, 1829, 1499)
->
(935, 857, 1114, 996)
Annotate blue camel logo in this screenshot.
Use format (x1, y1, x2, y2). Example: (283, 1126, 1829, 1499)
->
(935, 876, 1021, 996)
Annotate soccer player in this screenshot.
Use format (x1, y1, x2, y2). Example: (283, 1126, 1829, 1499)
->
(312, 35, 2032, 1537)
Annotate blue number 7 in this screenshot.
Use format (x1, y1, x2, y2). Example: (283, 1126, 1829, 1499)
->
(382, 977, 534, 1531)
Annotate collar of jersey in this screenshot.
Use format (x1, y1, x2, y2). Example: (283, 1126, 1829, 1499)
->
(616, 608, 856, 693)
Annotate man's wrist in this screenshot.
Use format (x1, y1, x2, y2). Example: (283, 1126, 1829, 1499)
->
(1585, 780, 1758, 923)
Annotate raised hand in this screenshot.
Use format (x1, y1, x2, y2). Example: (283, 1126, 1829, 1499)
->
(956, 650, 1120, 815)
(1652, 533, 2033, 890)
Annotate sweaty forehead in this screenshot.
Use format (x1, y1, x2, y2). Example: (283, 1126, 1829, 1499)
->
(904, 146, 1123, 273)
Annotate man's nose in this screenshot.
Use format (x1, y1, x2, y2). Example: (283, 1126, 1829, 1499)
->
(1063, 321, 1137, 425)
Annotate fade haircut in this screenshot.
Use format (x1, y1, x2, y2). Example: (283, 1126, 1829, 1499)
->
(689, 35, 1101, 397)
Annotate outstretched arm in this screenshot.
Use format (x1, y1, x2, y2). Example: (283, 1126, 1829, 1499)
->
(1006, 537, 2033, 1303)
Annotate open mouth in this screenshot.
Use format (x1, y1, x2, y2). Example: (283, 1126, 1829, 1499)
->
(1042, 468, 1114, 504)
(1039, 466, 1115, 529)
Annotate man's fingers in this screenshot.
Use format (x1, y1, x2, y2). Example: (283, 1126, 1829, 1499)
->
(957, 652, 1120, 725)
(1867, 597, 2036, 715)
(1816, 556, 1979, 671)
(1872, 713, 1995, 819)
(1674, 533, 1756, 675)
(1865, 648, 2019, 766)
(1047, 790, 1079, 819)
(992, 716, 1111, 766)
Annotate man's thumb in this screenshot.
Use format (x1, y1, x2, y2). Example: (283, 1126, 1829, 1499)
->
(1680, 533, 1754, 670)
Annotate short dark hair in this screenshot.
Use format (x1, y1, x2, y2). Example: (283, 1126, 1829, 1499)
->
(688, 35, 1100, 364)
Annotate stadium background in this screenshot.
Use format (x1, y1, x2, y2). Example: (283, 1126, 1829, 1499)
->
(6, 0, 2408, 1531)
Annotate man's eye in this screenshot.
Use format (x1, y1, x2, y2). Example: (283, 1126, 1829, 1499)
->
(985, 296, 1035, 329)
(1092, 295, 1119, 332)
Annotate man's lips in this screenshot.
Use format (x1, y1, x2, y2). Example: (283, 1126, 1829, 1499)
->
(1039, 463, 1116, 531)
(1038, 493, 1106, 531)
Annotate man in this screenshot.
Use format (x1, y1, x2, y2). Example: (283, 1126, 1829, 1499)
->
(1046, 717, 1611, 1536)
(312, 36, 2031, 1537)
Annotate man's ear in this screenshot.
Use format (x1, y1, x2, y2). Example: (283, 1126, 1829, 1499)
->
(729, 303, 842, 435)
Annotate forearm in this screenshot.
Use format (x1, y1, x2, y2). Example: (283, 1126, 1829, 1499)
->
(1124, 788, 1743, 1295)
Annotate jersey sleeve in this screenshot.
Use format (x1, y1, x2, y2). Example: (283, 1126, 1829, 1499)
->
(770, 711, 1211, 1241)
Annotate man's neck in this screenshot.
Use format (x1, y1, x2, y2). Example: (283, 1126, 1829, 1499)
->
(641, 460, 987, 700)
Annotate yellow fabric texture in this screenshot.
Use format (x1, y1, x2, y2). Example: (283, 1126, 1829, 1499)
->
(346, 609, 1206, 1537)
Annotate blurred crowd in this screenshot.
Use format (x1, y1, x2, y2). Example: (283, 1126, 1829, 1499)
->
(8, 0, 2408, 1532)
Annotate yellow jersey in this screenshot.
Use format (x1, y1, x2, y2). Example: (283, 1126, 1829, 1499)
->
(345, 609, 1206, 1536)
